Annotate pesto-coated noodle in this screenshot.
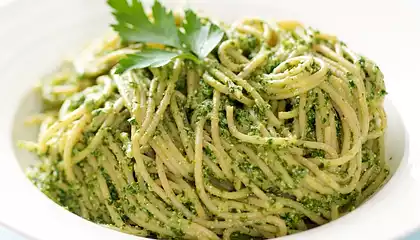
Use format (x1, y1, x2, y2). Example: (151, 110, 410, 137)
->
(21, 12, 389, 240)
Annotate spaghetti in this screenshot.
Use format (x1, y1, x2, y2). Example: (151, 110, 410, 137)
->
(22, 14, 388, 240)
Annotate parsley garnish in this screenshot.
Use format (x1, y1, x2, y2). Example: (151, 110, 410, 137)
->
(108, 0, 225, 73)
(117, 49, 198, 73)
(181, 10, 225, 59)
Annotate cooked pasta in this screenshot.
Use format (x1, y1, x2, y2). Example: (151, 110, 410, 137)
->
(21, 8, 389, 240)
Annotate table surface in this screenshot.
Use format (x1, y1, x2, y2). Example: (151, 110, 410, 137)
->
(0, 0, 419, 239)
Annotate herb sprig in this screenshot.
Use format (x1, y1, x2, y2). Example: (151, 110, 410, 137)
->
(108, 0, 225, 73)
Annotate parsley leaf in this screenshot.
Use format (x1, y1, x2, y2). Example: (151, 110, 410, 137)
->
(108, 0, 225, 73)
(182, 10, 225, 59)
(115, 49, 198, 74)
(108, 0, 182, 48)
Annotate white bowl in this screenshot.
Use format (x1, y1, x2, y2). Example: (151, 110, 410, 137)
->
(1, 0, 420, 240)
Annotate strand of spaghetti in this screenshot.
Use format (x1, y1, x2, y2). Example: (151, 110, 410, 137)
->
(318, 82, 364, 165)
(227, 47, 250, 64)
(231, 164, 270, 202)
(139, 59, 182, 145)
(186, 68, 198, 106)
(295, 154, 361, 194)
(73, 166, 92, 216)
(130, 71, 148, 123)
(150, 140, 183, 177)
(317, 88, 328, 140)
(270, 100, 279, 114)
(314, 44, 369, 139)
(237, 50, 269, 79)
(202, 72, 253, 106)
(360, 166, 388, 202)
(367, 109, 387, 140)
(298, 93, 308, 138)
(163, 114, 183, 149)
(210, 96, 236, 183)
(218, 40, 245, 72)
(37, 115, 56, 140)
(303, 176, 335, 194)
(167, 174, 208, 219)
(226, 105, 296, 146)
(330, 204, 340, 220)
(275, 197, 327, 225)
(356, 164, 378, 192)
(202, 146, 227, 179)
(327, 155, 357, 183)
(72, 97, 124, 162)
(278, 109, 298, 119)
(265, 215, 287, 236)
(223, 227, 261, 240)
(210, 92, 234, 181)
(265, 69, 328, 99)
(204, 182, 250, 199)
(263, 22, 277, 46)
(212, 198, 258, 213)
(104, 133, 135, 183)
(137, 75, 158, 137)
(120, 198, 174, 235)
(268, 56, 314, 79)
(219, 140, 271, 202)
(329, 75, 354, 108)
(38, 105, 86, 153)
(378, 136, 386, 168)
(265, 149, 296, 187)
(155, 68, 168, 103)
(157, 125, 193, 172)
(193, 118, 222, 214)
(87, 165, 118, 223)
(58, 100, 73, 121)
(233, 21, 263, 38)
(63, 114, 91, 181)
(72, 112, 116, 163)
(236, 144, 277, 181)
(156, 157, 195, 218)
(212, 65, 283, 127)
(267, 57, 327, 86)
(155, 135, 190, 176)
(195, 118, 267, 220)
(96, 170, 125, 226)
(132, 133, 171, 205)
(225, 79, 281, 127)
(94, 75, 114, 108)
(82, 159, 110, 217)
(140, 184, 176, 219)
(170, 93, 195, 161)
(99, 146, 175, 235)
(313, 44, 357, 73)
(153, 140, 190, 179)
(328, 108, 339, 152)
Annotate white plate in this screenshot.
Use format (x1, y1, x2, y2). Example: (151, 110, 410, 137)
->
(0, 0, 420, 240)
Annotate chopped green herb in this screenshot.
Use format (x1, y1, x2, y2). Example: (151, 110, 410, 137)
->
(289, 165, 308, 181)
(379, 89, 387, 96)
(127, 117, 138, 125)
(348, 79, 356, 89)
